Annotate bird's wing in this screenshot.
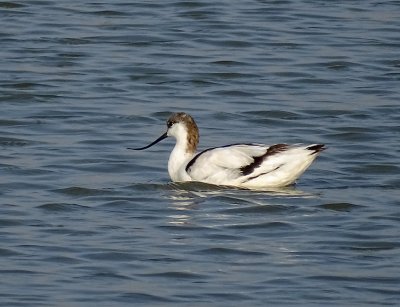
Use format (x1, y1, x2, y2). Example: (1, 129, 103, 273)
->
(186, 143, 279, 182)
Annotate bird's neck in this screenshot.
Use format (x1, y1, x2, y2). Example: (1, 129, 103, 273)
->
(168, 141, 195, 181)
(168, 128, 198, 180)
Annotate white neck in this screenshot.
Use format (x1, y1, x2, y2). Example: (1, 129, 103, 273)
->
(167, 131, 195, 182)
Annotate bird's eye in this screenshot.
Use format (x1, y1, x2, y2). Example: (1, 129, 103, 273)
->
(167, 121, 173, 128)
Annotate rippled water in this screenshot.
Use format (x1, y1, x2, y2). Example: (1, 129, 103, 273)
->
(1, 1, 399, 306)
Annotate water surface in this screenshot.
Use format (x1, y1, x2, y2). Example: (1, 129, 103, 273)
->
(1, 1, 399, 306)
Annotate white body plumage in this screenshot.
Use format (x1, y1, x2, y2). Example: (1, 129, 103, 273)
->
(131, 112, 325, 189)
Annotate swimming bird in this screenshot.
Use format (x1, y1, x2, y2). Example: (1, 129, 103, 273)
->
(129, 112, 325, 188)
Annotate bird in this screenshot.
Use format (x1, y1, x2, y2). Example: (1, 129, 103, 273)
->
(129, 112, 325, 189)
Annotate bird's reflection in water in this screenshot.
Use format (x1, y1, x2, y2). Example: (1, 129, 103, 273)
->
(164, 183, 209, 226)
(163, 182, 318, 226)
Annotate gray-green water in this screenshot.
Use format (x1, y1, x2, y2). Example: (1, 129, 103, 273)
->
(1, 1, 399, 306)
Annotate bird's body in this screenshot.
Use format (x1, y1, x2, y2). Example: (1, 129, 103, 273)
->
(130, 112, 325, 189)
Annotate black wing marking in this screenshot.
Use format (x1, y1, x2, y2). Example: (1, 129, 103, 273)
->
(185, 143, 258, 173)
(243, 164, 284, 182)
(306, 144, 326, 155)
(185, 147, 214, 172)
(240, 144, 289, 176)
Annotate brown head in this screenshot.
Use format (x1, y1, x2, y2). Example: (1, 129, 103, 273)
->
(128, 112, 199, 154)
(166, 112, 199, 154)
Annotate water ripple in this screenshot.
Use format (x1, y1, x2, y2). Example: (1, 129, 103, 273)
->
(1, 0, 400, 305)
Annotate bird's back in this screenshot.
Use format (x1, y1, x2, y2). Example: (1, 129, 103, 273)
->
(185, 143, 324, 188)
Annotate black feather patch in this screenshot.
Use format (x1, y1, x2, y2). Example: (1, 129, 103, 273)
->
(243, 164, 283, 182)
(185, 143, 257, 173)
(240, 144, 288, 176)
(306, 144, 326, 154)
(185, 147, 214, 172)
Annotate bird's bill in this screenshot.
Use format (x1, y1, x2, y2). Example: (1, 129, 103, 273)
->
(128, 132, 168, 150)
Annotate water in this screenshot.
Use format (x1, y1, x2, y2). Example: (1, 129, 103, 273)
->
(1, 0, 399, 306)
